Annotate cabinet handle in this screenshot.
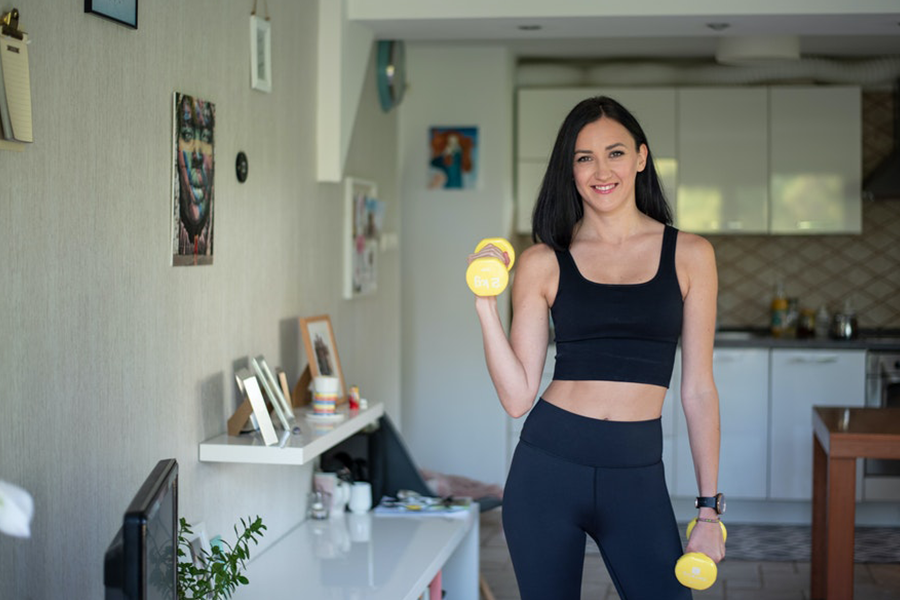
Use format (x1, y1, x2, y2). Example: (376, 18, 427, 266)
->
(787, 356, 839, 364)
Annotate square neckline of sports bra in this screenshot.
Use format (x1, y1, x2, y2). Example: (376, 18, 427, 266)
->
(566, 229, 667, 287)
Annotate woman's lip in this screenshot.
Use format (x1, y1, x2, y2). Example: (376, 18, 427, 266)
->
(593, 183, 617, 194)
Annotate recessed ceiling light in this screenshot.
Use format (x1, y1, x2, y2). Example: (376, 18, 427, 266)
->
(518, 24, 542, 31)
(706, 22, 731, 32)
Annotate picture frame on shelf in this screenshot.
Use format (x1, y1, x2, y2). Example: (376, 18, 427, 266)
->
(299, 315, 347, 402)
(251, 356, 292, 431)
(255, 356, 295, 423)
(84, 0, 138, 29)
(249, 14, 272, 92)
(344, 177, 384, 299)
(235, 368, 277, 446)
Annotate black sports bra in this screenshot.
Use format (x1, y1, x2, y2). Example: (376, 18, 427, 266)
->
(550, 225, 684, 387)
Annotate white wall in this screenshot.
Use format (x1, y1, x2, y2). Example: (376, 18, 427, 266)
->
(399, 44, 515, 486)
(0, 2, 399, 598)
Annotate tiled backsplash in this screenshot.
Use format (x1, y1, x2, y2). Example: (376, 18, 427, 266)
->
(712, 91, 900, 329)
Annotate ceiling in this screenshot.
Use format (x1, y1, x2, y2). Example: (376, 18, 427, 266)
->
(351, 11, 900, 61)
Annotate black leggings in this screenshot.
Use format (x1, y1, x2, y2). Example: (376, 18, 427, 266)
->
(503, 399, 691, 600)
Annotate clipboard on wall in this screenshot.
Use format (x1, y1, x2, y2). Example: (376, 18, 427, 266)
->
(0, 8, 33, 144)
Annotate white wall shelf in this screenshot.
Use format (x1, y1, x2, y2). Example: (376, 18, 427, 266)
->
(199, 402, 384, 466)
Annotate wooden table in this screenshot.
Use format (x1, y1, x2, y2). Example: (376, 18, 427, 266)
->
(811, 407, 900, 599)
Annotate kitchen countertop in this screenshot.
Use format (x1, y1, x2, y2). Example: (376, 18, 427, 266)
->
(714, 328, 900, 351)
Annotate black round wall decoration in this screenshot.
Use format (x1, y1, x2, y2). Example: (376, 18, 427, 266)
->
(235, 151, 249, 183)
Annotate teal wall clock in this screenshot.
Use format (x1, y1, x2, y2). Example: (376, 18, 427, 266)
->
(377, 41, 407, 112)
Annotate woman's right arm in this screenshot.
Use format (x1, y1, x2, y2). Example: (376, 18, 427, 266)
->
(473, 243, 556, 418)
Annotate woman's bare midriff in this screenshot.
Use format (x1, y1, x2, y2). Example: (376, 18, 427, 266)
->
(541, 379, 668, 421)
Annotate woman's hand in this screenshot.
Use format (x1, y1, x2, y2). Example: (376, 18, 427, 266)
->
(467, 243, 512, 268)
(685, 519, 726, 563)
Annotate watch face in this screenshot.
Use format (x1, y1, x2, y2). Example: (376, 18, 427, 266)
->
(716, 493, 726, 515)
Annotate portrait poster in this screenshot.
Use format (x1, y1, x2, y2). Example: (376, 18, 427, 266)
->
(172, 92, 215, 266)
(427, 126, 478, 190)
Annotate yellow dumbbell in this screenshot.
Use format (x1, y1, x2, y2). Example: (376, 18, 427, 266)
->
(466, 238, 516, 297)
(674, 518, 727, 591)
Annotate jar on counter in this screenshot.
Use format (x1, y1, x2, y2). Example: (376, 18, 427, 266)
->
(797, 308, 816, 339)
(815, 305, 831, 339)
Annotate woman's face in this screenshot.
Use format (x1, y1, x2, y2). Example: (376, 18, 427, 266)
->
(572, 117, 647, 214)
(177, 98, 214, 234)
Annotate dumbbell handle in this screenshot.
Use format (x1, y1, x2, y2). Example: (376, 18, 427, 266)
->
(675, 519, 726, 591)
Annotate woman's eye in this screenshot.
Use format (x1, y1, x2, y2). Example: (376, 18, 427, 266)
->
(609, 150, 624, 158)
(575, 155, 591, 163)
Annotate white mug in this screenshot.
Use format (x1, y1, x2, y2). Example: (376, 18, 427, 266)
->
(313, 376, 341, 394)
(348, 481, 372, 514)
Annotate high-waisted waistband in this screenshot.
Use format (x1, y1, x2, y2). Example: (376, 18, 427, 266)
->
(519, 398, 662, 468)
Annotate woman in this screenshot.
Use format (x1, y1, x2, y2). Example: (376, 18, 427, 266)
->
(470, 96, 724, 598)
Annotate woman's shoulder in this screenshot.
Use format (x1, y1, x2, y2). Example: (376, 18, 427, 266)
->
(514, 242, 560, 283)
(673, 229, 716, 269)
(519, 242, 559, 268)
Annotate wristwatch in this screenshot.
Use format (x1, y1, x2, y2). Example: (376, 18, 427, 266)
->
(695, 493, 726, 515)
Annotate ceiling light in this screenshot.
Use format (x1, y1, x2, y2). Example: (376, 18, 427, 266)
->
(518, 24, 542, 31)
(715, 35, 801, 65)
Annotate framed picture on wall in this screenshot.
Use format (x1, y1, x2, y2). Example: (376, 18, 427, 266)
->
(344, 177, 384, 299)
(171, 92, 216, 266)
(85, 0, 138, 29)
(250, 14, 272, 92)
(427, 126, 479, 189)
(299, 315, 347, 402)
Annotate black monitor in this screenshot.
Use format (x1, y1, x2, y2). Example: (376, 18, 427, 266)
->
(104, 459, 178, 600)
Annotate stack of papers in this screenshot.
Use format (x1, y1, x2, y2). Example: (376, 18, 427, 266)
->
(374, 495, 471, 517)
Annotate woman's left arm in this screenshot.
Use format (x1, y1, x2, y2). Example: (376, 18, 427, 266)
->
(677, 232, 725, 562)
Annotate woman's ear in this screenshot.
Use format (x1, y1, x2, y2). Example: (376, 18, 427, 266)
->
(638, 143, 649, 172)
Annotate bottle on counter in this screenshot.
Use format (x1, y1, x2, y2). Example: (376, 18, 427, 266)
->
(815, 305, 831, 339)
(770, 280, 789, 338)
(797, 308, 816, 339)
(785, 297, 800, 338)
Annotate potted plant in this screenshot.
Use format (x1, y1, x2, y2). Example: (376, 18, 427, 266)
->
(176, 516, 266, 600)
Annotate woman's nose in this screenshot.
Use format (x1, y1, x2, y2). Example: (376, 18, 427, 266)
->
(592, 159, 611, 179)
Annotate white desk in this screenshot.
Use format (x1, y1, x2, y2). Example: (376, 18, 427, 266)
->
(233, 505, 480, 600)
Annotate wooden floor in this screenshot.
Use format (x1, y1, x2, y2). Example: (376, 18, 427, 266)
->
(478, 510, 900, 599)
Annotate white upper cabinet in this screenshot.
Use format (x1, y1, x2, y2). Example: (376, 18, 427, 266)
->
(769, 86, 862, 234)
(516, 85, 863, 236)
(676, 88, 769, 234)
(515, 88, 677, 234)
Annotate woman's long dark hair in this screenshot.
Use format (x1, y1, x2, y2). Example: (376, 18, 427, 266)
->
(531, 96, 672, 251)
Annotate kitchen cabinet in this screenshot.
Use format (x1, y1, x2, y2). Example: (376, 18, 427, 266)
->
(769, 349, 866, 500)
(676, 88, 769, 234)
(662, 348, 681, 493)
(517, 85, 862, 236)
(515, 88, 677, 234)
(769, 86, 862, 234)
(673, 348, 770, 499)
